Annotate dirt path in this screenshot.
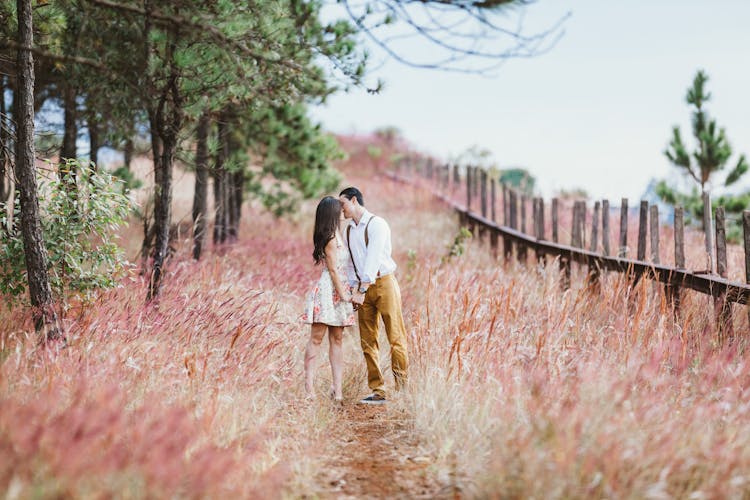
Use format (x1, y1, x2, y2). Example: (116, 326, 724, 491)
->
(313, 403, 451, 499)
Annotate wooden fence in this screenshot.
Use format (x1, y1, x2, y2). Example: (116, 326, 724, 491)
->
(393, 158, 750, 338)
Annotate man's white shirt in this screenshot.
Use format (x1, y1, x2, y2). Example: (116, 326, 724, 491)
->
(344, 210, 397, 288)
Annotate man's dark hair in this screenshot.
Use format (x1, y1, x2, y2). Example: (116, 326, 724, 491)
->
(339, 187, 364, 206)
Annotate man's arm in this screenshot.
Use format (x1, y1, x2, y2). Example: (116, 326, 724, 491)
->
(361, 217, 389, 286)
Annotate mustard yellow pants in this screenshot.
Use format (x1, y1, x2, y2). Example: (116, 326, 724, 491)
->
(358, 274, 409, 397)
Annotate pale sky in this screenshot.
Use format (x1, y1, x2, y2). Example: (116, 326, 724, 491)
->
(311, 0, 750, 202)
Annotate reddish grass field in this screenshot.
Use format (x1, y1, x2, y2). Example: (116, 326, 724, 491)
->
(2, 136, 750, 498)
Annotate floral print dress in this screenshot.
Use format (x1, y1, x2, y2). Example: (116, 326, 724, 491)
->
(302, 234, 355, 327)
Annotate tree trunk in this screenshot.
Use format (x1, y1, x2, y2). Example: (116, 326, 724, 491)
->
(7, 82, 18, 235)
(88, 110, 100, 169)
(226, 121, 241, 242)
(0, 75, 10, 204)
(60, 84, 77, 161)
(123, 137, 133, 170)
(211, 167, 223, 244)
(232, 169, 244, 237)
(146, 114, 174, 299)
(138, 121, 162, 275)
(15, 0, 61, 341)
(192, 111, 209, 260)
(146, 27, 182, 300)
(139, 212, 154, 276)
(227, 171, 237, 242)
(213, 118, 227, 245)
(147, 124, 175, 300)
(60, 82, 77, 192)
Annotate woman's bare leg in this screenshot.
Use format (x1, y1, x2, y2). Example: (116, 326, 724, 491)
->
(305, 324, 328, 397)
(328, 326, 344, 400)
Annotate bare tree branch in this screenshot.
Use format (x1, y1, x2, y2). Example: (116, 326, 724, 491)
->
(340, 0, 569, 75)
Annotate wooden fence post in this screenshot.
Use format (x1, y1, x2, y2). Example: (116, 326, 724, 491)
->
(536, 198, 546, 265)
(502, 184, 510, 227)
(518, 195, 528, 262)
(602, 200, 610, 256)
(590, 201, 600, 253)
(473, 167, 480, 200)
(650, 205, 660, 264)
(537, 198, 546, 240)
(553, 198, 568, 289)
(532, 198, 539, 258)
(649, 205, 659, 264)
(489, 177, 498, 256)
(480, 170, 488, 219)
(579, 201, 587, 250)
(466, 166, 472, 212)
(650, 204, 664, 301)
(715, 207, 733, 340)
(502, 184, 511, 262)
(619, 198, 628, 258)
(670, 206, 685, 314)
(674, 209, 685, 266)
(743, 210, 750, 329)
(478, 170, 487, 240)
(573, 201, 588, 273)
(572, 202, 586, 267)
(637, 200, 648, 261)
(491, 178, 496, 222)
(587, 201, 601, 291)
(703, 192, 714, 273)
(552, 198, 559, 243)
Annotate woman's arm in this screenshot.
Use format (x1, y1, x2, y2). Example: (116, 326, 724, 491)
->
(325, 238, 352, 301)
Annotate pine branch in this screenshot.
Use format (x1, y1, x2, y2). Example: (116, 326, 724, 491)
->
(0, 39, 143, 93)
(86, 0, 303, 72)
(725, 155, 748, 187)
(0, 39, 107, 71)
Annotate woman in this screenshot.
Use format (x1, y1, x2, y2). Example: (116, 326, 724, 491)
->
(302, 196, 355, 402)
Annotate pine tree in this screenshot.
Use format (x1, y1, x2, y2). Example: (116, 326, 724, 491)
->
(663, 70, 747, 197)
(13, 0, 62, 342)
(658, 70, 749, 234)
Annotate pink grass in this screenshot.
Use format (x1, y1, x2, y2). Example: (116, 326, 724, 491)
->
(3, 135, 750, 497)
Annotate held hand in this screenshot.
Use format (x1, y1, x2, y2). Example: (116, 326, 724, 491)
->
(351, 291, 365, 306)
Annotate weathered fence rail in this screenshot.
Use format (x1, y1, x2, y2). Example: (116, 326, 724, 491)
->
(390, 159, 750, 334)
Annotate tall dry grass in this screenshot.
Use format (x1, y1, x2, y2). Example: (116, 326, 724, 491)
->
(0, 201, 366, 497)
(387, 168, 750, 498)
(3, 136, 750, 498)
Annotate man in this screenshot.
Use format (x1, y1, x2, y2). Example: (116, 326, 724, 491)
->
(339, 187, 409, 405)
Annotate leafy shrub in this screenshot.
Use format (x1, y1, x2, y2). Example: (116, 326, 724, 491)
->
(366, 144, 383, 159)
(0, 159, 132, 305)
(442, 227, 473, 263)
(110, 165, 143, 193)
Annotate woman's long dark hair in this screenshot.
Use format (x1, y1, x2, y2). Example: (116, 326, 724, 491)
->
(313, 196, 341, 264)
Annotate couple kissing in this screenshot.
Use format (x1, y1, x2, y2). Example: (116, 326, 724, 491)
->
(302, 187, 409, 405)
